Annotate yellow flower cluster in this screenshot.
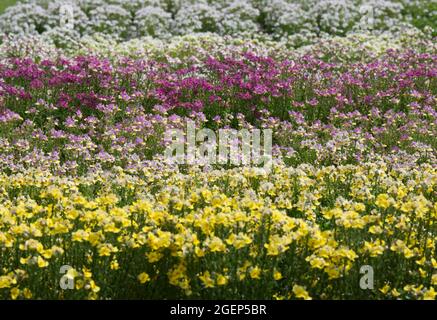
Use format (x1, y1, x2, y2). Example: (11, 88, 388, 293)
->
(0, 162, 435, 299)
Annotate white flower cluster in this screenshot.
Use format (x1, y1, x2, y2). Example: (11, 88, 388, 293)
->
(0, 0, 434, 46)
(0, 34, 60, 60)
(0, 27, 434, 63)
(135, 6, 172, 38)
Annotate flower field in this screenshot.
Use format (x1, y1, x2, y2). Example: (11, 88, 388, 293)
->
(0, 0, 436, 300)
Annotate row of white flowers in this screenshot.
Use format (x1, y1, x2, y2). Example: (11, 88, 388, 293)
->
(0, 0, 435, 46)
(1, 28, 434, 64)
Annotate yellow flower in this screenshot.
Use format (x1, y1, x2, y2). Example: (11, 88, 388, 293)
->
(98, 244, 118, 257)
(419, 268, 427, 278)
(325, 267, 341, 279)
(323, 208, 342, 219)
(354, 203, 366, 212)
(375, 194, 392, 209)
(273, 270, 283, 281)
(264, 242, 280, 256)
(292, 285, 312, 300)
(10, 287, 20, 300)
(207, 236, 226, 253)
(216, 274, 228, 286)
(98, 246, 112, 257)
(97, 194, 118, 206)
(390, 239, 406, 253)
(88, 280, 100, 293)
(249, 267, 262, 280)
(72, 230, 89, 242)
(82, 268, 92, 279)
(226, 233, 252, 249)
(368, 225, 383, 235)
(363, 240, 385, 257)
(307, 256, 328, 269)
(23, 288, 32, 299)
(194, 246, 205, 257)
(0, 276, 16, 289)
(391, 288, 401, 297)
(403, 247, 415, 259)
(64, 268, 79, 284)
(397, 186, 408, 199)
(41, 249, 53, 259)
(379, 284, 390, 295)
(75, 279, 85, 290)
(201, 189, 212, 201)
(198, 272, 215, 288)
(148, 230, 172, 250)
(41, 186, 63, 200)
(146, 251, 163, 263)
(415, 257, 426, 266)
(138, 272, 151, 284)
(37, 256, 49, 268)
(273, 293, 285, 300)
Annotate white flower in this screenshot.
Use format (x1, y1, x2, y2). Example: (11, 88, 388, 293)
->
(173, 1, 222, 34)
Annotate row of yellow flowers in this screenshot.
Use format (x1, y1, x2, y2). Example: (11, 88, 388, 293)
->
(0, 161, 436, 299)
